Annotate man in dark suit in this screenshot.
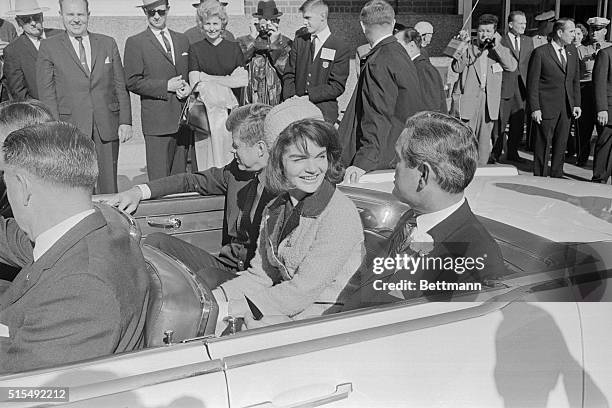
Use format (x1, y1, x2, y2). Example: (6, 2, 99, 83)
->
(527, 18, 581, 178)
(396, 27, 445, 112)
(282, 0, 350, 124)
(343, 112, 506, 309)
(0, 122, 148, 374)
(124, 0, 192, 181)
(493, 10, 534, 163)
(592, 43, 612, 183)
(3, 0, 63, 101)
(184, 0, 235, 44)
(36, 0, 132, 194)
(340, 0, 422, 183)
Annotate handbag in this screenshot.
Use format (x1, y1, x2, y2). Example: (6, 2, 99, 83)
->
(180, 83, 210, 135)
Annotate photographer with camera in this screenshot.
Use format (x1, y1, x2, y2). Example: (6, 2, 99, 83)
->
(450, 14, 516, 166)
(237, 0, 292, 106)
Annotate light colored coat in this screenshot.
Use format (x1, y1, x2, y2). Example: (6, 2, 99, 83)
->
(451, 40, 517, 121)
(221, 185, 364, 319)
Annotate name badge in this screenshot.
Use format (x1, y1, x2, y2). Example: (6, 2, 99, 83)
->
(320, 47, 336, 61)
(491, 63, 503, 73)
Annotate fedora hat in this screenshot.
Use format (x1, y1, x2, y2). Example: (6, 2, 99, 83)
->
(7, 0, 49, 15)
(253, 0, 283, 19)
(136, 0, 168, 9)
(192, 0, 228, 7)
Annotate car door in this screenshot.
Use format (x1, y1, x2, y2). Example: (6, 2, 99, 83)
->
(0, 342, 229, 408)
(205, 281, 584, 408)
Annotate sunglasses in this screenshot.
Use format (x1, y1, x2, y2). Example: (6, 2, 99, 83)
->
(18, 13, 43, 24)
(146, 9, 167, 17)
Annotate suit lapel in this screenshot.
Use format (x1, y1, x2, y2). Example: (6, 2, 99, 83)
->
(89, 33, 105, 75)
(169, 30, 181, 75)
(548, 43, 566, 73)
(19, 34, 38, 61)
(1, 212, 107, 307)
(469, 44, 484, 86)
(146, 28, 174, 66)
(505, 34, 520, 60)
(60, 32, 90, 77)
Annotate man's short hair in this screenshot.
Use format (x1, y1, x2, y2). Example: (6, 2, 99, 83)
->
(478, 13, 498, 30)
(397, 112, 478, 194)
(225, 103, 272, 146)
(59, 0, 89, 12)
(0, 100, 54, 140)
(553, 18, 573, 39)
(265, 119, 344, 193)
(3, 122, 98, 190)
(508, 10, 525, 24)
(299, 0, 328, 17)
(400, 27, 422, 48)
(360, 0, 394, 27)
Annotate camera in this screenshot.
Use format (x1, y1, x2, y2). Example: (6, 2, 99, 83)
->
(482, 37, 495, 49)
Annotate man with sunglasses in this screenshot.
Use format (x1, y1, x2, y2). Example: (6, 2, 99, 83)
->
(4, 0, 63, 101)
(124, 0, 192, 181)
(36, 0, 132, 194)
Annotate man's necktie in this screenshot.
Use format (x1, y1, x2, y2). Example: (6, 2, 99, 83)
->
(310, 34, 317, 61)
(559, 48, 567, 69)
(386, 209, 417, 257)
(160, 31, 173, 63)
(238, 176, 260, 237)
(514, 35, 520, 56)
(75, 36, 90, 75)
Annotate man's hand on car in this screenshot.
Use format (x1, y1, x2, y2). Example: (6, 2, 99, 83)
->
(98, 186, 144, 214)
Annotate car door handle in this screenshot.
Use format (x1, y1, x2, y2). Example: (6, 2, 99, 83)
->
(146, 216, 182, 229)
(245, 383, 353, 408)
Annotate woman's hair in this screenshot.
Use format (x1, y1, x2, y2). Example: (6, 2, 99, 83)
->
(197, 1, 228, 28)
(576, 23, 587, 40)
(265, 119, 344, 193)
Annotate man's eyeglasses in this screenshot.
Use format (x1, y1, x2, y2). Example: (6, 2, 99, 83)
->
(146, 9, 167, 17)
(17, 13, 43, 25)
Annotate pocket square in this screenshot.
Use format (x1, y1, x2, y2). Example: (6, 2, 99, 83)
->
(182, 52, 189, 56)
(104, 56, 111, 64)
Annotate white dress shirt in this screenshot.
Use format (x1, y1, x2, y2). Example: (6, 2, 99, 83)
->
(68, 33, 92, 69)
(27, 31, 46, 50)
(311, 25, 331, 61)
(416, 197, 466, 234)
(33, 209, 96, 261)
(150, 27, 175, 64)
(508, 32, 520, 53)
(551, 40, 567, 65)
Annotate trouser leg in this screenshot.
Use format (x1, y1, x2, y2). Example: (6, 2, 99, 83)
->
(93, 123, 119, 194)
(550, 112, 571, 178)
(145, 133, 177, 182)
(592, 125, 612, 182)
(534, 115, 558, 177)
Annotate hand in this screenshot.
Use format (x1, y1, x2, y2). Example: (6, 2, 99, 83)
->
(457, 30, 470, 42)
(597, 110, 608, 126)
(493, 32, 502, 46)
(573, 107, 582, 119)
(244, 314, 292, 329)
(167, 75, 184, 93)
(531, 110, 543, 125)
(97, 186, 143, 214)
(268, 22, 281, 43)
(344, 166, 366, 184)
(249, 18, 259, 39)
(118, 124, 132, 143)
(176, 81, 191, 99)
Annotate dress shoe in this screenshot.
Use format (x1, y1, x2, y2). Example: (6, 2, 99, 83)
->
(487, 157, 497, 164)
(506, 155, 525, 163)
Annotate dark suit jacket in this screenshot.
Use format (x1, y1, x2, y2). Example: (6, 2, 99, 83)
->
(527, 43, 581, 119)
(343, 200, 507, 309)
(0, 211, 149, 373)
(36, 32, 132, 141)
(413, 54, 446, 112)
(282, 28, 350, 123)
(500, 33, 534, 100)
(338, 36, 423, 171)
(147, 160, 276, 269)
(3, 28, 63, 100)
(124, 28, 189, 136)
(593, 46, 612, 125)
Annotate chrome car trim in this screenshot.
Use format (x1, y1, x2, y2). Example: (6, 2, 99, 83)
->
(222, 287, 529, 370)
(52, 361, 224, 405)
(146, 216, 182, 229)
(245, 383, 353, 408)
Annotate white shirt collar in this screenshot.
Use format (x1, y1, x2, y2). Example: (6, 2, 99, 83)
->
(150, 26, 170, 36)
(416, 196, 466, 233)
(313, 25, 331, 43)
(33, 209, 96, 261)
(371, 33, 392, 49)
(551, 40, 565, 52)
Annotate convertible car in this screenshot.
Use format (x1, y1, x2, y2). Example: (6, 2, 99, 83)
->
(1, 168, 611, 407)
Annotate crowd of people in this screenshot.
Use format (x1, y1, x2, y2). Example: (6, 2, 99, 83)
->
(0, 0, 607, 375)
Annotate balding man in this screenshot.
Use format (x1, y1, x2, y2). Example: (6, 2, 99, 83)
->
(414, 21, 433, 58)
(0, 121, 149, 373)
